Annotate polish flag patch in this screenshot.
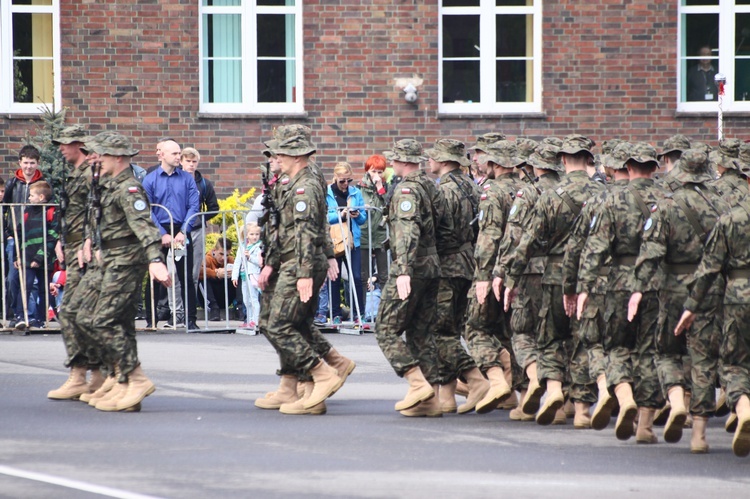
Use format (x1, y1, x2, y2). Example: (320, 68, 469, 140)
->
(516, 190, 524, 198)
(484, 185, 491, 191)
(481, 194, 487, 201)
(296, 188, 305, 195)
(401, 188, 411, 194)
(128, 187, 139, 193)
(281, 177, 290, 185)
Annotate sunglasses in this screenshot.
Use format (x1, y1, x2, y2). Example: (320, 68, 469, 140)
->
(337, 178, 354, 184)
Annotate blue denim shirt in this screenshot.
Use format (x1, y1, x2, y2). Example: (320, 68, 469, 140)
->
(142, 166, 201, 235)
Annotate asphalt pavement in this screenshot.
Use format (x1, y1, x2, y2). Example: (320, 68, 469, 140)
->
(1, 331, 748, 499)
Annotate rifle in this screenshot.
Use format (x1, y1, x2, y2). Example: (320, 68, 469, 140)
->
(519, 165, 542, 196)
(81, 160, 103, 275)
(58, 168, 69, 271)
(258, 162, 279, 260)
(448, 171, 480, 241)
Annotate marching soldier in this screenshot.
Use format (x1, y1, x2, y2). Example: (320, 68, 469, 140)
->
(709, 138, 747, 205)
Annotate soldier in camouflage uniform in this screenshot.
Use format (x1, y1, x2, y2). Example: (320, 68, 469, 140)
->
(504, 135, 601, 426)
(576, 142, 665, 442)
(462, 140, 522, 414)
(630, 149, 729, 451)
(493, 142, 563, 422)
(655, 135, 692, 194)
(469, 133, 506, 187)
(710, 139, 747, 206)
(71, 133, 172, 412)
(675, 159, 750, 458)
(45, 126, 106, 401)
(425, 139, 491, 414)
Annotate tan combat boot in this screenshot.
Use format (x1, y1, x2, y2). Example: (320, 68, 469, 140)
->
(653, 402, 671, 427)
(116, 365, 156, 411)
(255, 375, 299, 409)
(457, 367, 490, 414)
(400, 385, 442, 417)
(726, 412, 738, 433)
(279, 382, 326, 415)
(304, 361, 344, 410)
(79, 369, 106, 403)
(439, 380, 458, 414)
(47, 366, 89, 400)
(476, 367, 511, 414)
(497, 353, 517, 410)
(324, 348, 356, 384)
(690, 415, 709, 454)
(732, 394, 750, 457)
(552, 406, 567, 425)
(715, 388, 729, 417)
(455, 379, 470, 398)
(591, 374, 616, 431)
(536, 379, 564, 426)
(521, 362, 545, 415)
(563, 400, 575, 419)
(663, 385, 688, 443)
(635, 408, 658, 444)
(509, 390, 535, 421)
(395, 366, 434, 412)
(498, 391, 518, 410)
(95, 382, 128, 411)
(613, 383, 638, 441)
(573, 402, 592, 429)
(684, 392, 693, 428)
(88, 375, 117, 406)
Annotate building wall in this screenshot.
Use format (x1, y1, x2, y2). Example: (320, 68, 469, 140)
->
(1, 0, 746, 195)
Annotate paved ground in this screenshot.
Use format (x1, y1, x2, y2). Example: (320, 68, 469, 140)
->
(1, 331, 749, 499)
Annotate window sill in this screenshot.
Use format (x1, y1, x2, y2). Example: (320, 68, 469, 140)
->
(437, 112, 547, 120)
(197, 112, 308, 119)
(675, 110, 750, 118)
(2, 113, 44, 120)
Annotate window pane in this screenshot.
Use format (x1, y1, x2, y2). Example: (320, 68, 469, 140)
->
(443, 61, 480, 103)
(258, 60, 296, 102)
(680, 0, 718, 5)
(257, 14, 295, 58)
(258, 0, 295, 5)
(203, 60, 242, 103)
(13, 13, 53, 58)
(496, 14, 531, 57)
(496, 60, 530, 102)
(202, 14, 242, 103)
(12, 0, 53, 4)
(203, 14, 241, 57)
(202, 0, 241, 6)
(496, 0, 532, 5)
(736, 14, 750, 100)
(443, 16, 480, 58)
(443, 0, 479, 6)
(681, 13, 718, 102)
(12, 12, 54, 104)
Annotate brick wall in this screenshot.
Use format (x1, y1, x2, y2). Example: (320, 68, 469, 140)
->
(1, 0, 746, 197)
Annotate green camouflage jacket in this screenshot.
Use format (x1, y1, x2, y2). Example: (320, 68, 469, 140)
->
(438, 170, 480, 280)
(63, 160, 92, 248)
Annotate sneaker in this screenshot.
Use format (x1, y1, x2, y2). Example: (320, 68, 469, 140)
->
(187, 321, 200, 331)
(28, 319, 43, 329)
(239, 322, 250, 328)
(248, 321, 256, 329)
(332, 316, 342, 325)
(161, 318, 186, 330)
(209, 309, 221, 321)
(15, 320, 27, 331)
(8, 317, 19, 329)
(314, 314, 327, 325)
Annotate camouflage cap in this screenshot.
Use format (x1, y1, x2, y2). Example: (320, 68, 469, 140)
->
(541, 137, 563, 148)
(601, 138, 623, 156)
(708, 138, 741, 171)
(527, 144, 563, 172)
(261, 139, 279, 158)
(80, 130, 118, 155)
(673, 148, 714, 184)
(626, 142, 659, 167)
(383, 138, 426, 164)
(515, 138, 539, 165)
(89, 132, 139, 157)
(609, 142, 632, 170)
(691, 141, 712, 156)
(468, 132, 507, 152)
(53, 125, 87, 145)
(424, 138, 471, 167)
(658, 134, 691, 159)
(737, 142, 750, 170)
(481, 140, 522, 168)
(271, 124, 316, 157)
(557, 134, 595, 158)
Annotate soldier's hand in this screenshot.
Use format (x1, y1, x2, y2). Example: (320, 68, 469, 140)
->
(297, 277, 313, 303)
(628, 292, 642, 322)
(504, 287, 517, 312)
(149, 262, 172, 288)
(258, 265, 274, 291)
(492, 277, 503, 302)
(476, 281, 490, 305)
(327, 258, 339, 281)
(95, 249, 102, 266)
(161, 233, 172, 247)
(674, 310, 696, 336)
(563, 294, 578, 318)
(396, 275, 411, 300)
(77, 248, 85, 269)
(83, 238, 92, 263)
(55, 240, 64, 263)
(576, 292, 589, 321)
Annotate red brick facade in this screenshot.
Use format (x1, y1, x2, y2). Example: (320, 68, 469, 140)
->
(1, 0, 747, 195)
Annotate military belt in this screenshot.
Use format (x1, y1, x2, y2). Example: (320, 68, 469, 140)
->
(441, 242, 472, 256)
(728, 269, 750, 279)
(66, 232, 83, 244)
(101, 235, 139, 250)
(612, 255, 637, 266)
(417, 246, 437, 257)
(664, 263, 698, 275)
(547, 255, 564, 264)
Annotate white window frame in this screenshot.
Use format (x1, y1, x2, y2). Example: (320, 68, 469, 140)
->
(0, 0, 61, 114)
(438, 0, 542, 115)
(198, 0, 304, 115)
(677, 1, 750, 113)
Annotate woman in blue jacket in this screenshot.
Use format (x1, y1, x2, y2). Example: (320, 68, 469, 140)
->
(324, 162, 367, 323)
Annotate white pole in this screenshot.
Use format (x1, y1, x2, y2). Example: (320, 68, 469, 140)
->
(715, 73, 727, 141)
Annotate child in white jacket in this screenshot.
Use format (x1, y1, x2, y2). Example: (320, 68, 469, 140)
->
(232, 223, 263, 329)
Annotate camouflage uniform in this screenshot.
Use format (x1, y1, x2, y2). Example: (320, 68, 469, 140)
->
(427, 140, 481, 384)
(76, 134, 163, 382)
(655, 135, 692, 194)
(505, 135, 601, 395)
(376, 139, 442, 384)
(577, 143, 665, 408)
(709, 139, 747, 206)
(262, 126, 335, 377)
(634, 149, 728, 416)
(464, 141, 522, 374)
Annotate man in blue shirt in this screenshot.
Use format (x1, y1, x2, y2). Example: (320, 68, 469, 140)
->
(142, 139, 201, 329)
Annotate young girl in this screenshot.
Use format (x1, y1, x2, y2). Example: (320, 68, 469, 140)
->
(232, 223, 263, 329)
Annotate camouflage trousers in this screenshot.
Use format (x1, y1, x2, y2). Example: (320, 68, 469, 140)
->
(509, 273, 541, 371)
(464, 282, 506, 374)
(434, 277, 476, 384)
(722, 304, 750, 409)
(654, 289, 698, 404)
(537, 284, 595, 403)
(258, 269, 331, 381)
(77, 264, 146, 382)
(603, 290, 663, 408)
(263, 260, 329, 376)
(57, 244, 101, 369)
(578, 291, 607, 381)
(375, 275, 440, 384)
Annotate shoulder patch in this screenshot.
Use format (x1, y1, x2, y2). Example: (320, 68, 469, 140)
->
(296, 188, 305, 195)
(644, 218, 653, 231)
(517, 190, 524, 198)
(295, 200, 307, 212)
(281, 177, 290, 185)
(401, 188, 412, 194)
(650, 204, 657, 213)
(590, 214, 597, 229)
(583, 201, 587, 207)
(481, 194, 488, 201)
(484, 185, 491, 191)
(134, 199, 147, 211)
(509, 204, 518, 216)
(128, 186, 139, 193)
(399, 200, 413, 212)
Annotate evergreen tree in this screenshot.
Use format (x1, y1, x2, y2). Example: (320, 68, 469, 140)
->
(24, 104, 67, 202)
